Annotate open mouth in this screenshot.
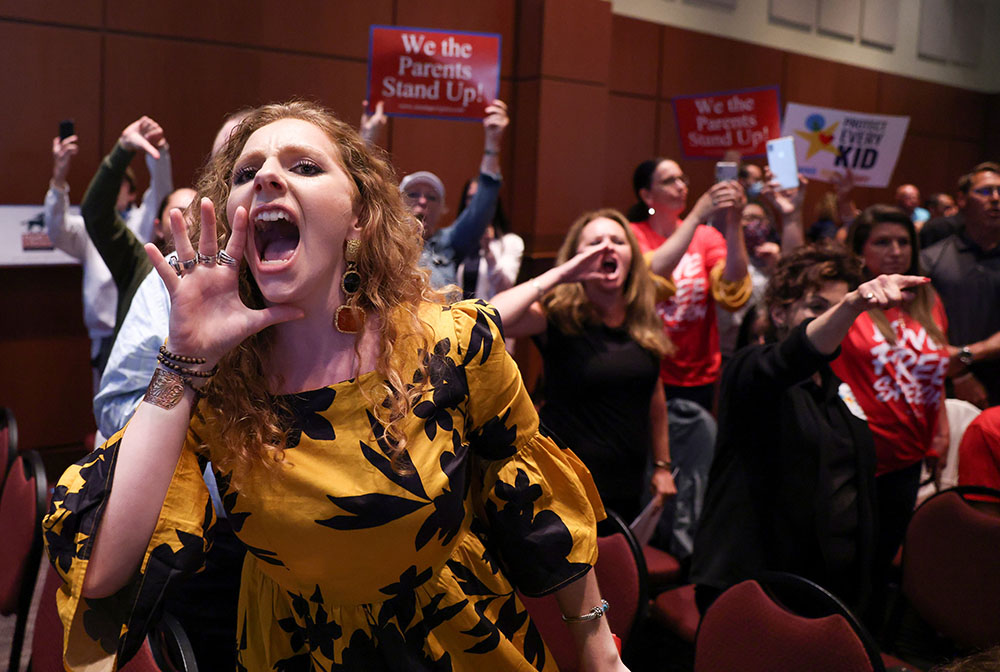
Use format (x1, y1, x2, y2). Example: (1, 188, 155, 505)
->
(254, 209, 300, 263)
(600, 256, 618, 274)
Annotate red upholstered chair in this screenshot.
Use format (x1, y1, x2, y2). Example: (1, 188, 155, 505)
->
(641, 545, 682, 592)
(650, 583, 700, 643)
(694, 576, 882, 672)
(520, 511, 649, 671)
(900, 486, 1000, 651)
(0, 406, 18, 491)
(0, 450, 47, 672)
(30, 562, 200, 672)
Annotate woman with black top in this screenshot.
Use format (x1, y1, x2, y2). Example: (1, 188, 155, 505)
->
(492, 209, 676, 520)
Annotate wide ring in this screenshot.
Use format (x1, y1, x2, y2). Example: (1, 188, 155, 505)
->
(216, 250, 239, 267)
(179, 257, 198, 272)
(196, 252, 216, 266)
(863, 292, 875, 300)
(168, 256, 183, 277)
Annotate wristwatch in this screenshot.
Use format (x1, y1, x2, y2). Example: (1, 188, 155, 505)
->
(959, 346, 975, 367)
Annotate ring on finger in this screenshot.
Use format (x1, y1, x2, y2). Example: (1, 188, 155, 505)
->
(179, 257, 198, 272)
(168, 256, 184, 277)
(216, 250, 239, 267)
(863, 292, 875, 300)
(197, 252, 216, 266)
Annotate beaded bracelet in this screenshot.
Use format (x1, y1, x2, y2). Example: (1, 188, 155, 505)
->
(156, 353, 217, 378)
(562, 599, 609, 623)
(159, 344, 207, 365)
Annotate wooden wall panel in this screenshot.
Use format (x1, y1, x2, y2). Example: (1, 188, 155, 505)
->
(0, 266, 93, 451)
(531, 79, 609, 252)
(605, 95, 657, 211)
(879, 74, 962, 137)
(609, 15, 659, 97)
(784, 53, 879, 112)
(660, 26, 784, 99)
(102, 35, 371, 190)
(537, 0, 612, 84)
(105, 0, 392, 61)
(0, 22, 102, 203)
(0, 0, 101, 27)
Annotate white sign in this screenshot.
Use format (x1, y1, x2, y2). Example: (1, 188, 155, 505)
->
(781, 103, 910, 188)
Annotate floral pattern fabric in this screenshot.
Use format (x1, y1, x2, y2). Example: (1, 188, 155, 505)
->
(44, 300, 604, 671)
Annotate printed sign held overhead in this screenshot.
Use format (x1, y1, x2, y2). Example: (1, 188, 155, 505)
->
(781, 103, 910, 188)
(672, 86, 782, 159)
(368, 25, 501, 121)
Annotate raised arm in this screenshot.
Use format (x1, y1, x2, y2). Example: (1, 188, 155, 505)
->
(646, 182, 734, 278)
(81, 116, 164, 294)
(442, 100, 509, 259)
(129, 134, 174, 242)
(82, 200, 303, 598)
(719, 182, 749, 283)
(44, 135, 87, 259)
(359, 99, 387, 148)
(762, 169, 808, 254)
(490, 240, 610, 338)
(806, 274, 931, 354)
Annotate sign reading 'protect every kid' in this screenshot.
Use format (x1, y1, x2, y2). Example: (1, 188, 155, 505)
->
(368, 25, 501, 121)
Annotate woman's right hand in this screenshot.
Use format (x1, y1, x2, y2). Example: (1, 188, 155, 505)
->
(557, 240, 613, 284)
(850, 273, 930, 313)
(145, 198, 304, 367)
(688, 180, 744, 223)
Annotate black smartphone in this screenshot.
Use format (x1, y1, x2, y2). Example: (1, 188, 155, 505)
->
(59, 119, 75, 140)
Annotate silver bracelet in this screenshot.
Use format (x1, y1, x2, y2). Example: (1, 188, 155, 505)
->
(531, 278, 545, 301)
(562, 599, 609, 623)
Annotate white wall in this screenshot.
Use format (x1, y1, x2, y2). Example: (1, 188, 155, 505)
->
(611, 0, 1000, 93)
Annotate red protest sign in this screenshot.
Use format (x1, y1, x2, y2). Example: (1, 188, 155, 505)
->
(368, 25, 501, 121)
(672, 86, 781, 159)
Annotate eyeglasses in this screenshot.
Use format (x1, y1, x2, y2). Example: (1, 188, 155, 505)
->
(660, 174, 690, 188)
(972, 185, 1000, 198)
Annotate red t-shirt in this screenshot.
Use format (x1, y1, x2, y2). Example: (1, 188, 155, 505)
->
(958, 407, 1000, 498)
(631, 221, 728, 387)
(830, 300, 949, 475)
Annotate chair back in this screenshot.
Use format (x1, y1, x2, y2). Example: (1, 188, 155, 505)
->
(519, 510, 648, 672)
(917, 399, 981, 504)
(0, 406, 17, 491)
(695, 575, 881, 672)
(0, 450, 47, 672)
(31, 563, 199, 672)
(902, 486, 1000, 650)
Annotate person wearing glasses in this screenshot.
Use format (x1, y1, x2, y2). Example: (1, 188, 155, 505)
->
(399, 100, 508, 290)
(921, 162, 1000, 408)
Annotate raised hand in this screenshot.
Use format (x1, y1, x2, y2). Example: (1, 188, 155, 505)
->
(852, 273, 930, 312)
(762, 168, 808, 216)
(557, 240, 613, 284)
(51, 135, 79, 188)
(145, 198, 303, 367)
(360, 100, 387, 147)
(689, 180, 745, 223)
(482, 99, 509, 150)
(120, 115, 166, 159)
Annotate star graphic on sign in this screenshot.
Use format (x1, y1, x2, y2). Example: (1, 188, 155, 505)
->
(795, 120, 841, 159)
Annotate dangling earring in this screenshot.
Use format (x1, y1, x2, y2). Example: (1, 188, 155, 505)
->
(648, 207, 655, 216)
(335, 238, 365, 334)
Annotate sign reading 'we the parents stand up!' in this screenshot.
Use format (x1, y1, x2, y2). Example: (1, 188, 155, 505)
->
(368, 25, 501, 121)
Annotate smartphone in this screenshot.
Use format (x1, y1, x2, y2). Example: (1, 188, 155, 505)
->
(766, 136, 799, 190)
(714, 161, 738, 183)
(59, 119, 75, 140)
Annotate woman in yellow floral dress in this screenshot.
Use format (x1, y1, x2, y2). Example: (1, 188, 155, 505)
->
(43, 101, 626, 671)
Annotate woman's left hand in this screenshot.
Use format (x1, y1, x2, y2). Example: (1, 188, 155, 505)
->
(650, 468, 677, 506)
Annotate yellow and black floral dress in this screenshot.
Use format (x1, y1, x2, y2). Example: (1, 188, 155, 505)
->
(43, 301, 604, 671)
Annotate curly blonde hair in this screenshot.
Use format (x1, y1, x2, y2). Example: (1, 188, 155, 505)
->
(192, 100, 446, 480)
(543, 209, 674, 358)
